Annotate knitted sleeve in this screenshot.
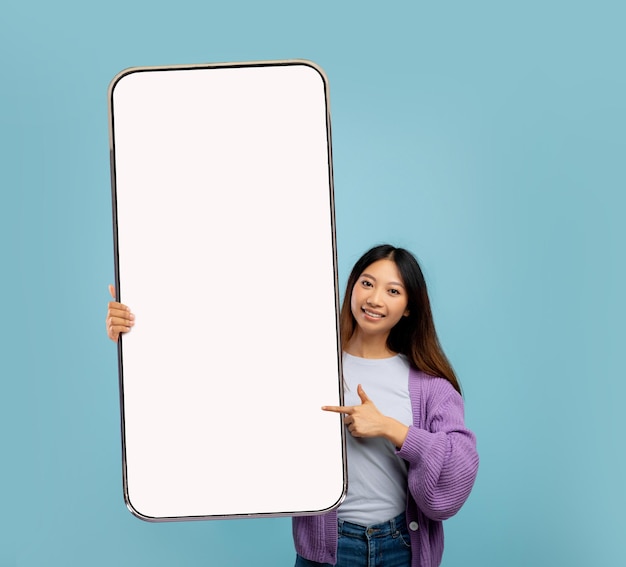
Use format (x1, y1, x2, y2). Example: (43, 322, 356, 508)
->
(396, 377, 479, 521)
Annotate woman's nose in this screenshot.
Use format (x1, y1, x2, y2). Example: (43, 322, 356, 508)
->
(366, 291, 382, 307)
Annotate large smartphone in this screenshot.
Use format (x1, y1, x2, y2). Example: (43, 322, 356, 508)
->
(108, 60, 346, 521)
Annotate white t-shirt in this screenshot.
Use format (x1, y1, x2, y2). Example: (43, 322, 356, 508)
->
(337, 352, 413, 526)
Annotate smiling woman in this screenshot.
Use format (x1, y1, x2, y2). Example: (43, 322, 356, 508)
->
(349, 259, 411, 344)
(294, 244, 478, 567)
(340, 245, 462, 394)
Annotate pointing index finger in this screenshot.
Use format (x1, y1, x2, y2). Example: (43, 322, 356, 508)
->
(322, 405, 354, 414)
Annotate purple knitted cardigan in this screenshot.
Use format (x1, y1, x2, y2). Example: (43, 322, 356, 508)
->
(292, 368, 479, 567)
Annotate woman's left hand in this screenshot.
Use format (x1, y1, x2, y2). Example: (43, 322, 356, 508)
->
(322, 385, 409, 447)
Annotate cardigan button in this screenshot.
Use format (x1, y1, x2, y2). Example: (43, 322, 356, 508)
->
(409, 521, 419, 531)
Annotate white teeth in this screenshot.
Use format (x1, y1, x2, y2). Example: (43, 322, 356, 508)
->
(363, 309, 383, 318)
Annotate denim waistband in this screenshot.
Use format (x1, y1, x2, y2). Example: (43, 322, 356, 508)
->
(338, 512, 406, 539)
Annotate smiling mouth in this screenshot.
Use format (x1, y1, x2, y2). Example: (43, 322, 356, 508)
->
(362, 308, 384, 319)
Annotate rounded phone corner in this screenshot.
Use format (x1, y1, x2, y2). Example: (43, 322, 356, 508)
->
(290, 59, 330, 90)
(108, 66, 147, 102)
(124, 491, 163, 523)
(294, 481, 348, 518)
(327, 480, 348, 512)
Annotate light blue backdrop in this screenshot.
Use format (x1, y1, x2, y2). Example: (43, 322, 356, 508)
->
(2, 1, 624, 566)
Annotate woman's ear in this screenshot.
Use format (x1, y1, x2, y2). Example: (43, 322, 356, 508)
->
(403, 309, 410, 317)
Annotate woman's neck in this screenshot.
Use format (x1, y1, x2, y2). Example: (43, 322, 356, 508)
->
(345, 332, 397, 359)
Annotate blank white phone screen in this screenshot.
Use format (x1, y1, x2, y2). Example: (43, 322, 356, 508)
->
(109, 61, 345, 521)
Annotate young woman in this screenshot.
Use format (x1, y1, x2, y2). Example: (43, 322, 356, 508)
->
(292, 244, 478, 567)
(105, 244, 478, 567)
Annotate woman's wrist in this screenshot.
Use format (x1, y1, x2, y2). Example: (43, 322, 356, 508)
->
(381, 416, 409, 449)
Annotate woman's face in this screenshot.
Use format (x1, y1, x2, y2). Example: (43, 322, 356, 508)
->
(350, 259, 410, 339)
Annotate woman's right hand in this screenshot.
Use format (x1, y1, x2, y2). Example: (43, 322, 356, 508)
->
(106, 284, 135, 341)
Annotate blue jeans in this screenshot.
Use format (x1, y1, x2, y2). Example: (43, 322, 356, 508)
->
(295, 512, 411, 567)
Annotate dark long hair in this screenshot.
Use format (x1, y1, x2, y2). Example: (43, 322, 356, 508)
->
(340, 244, 462, 395)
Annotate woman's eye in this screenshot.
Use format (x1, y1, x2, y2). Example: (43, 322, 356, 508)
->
(389, 289, 400, 295)
(361, 280, 373, 287)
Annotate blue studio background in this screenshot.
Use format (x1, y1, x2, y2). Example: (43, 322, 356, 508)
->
(2, 1, 625, 566)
